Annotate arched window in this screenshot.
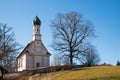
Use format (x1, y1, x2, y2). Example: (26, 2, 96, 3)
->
(37, 29, 39, 31)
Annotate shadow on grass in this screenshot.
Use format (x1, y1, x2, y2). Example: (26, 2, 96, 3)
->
(70, 67, 88, 71)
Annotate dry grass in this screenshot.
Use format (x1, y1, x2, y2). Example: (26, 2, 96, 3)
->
(4, 66, 120, 80)
(53, 66, 120, 80)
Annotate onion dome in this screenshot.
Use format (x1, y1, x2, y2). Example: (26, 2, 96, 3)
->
(33, 16, 41, 25)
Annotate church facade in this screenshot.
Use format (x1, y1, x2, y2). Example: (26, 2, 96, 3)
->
(17, 16, 51, 71)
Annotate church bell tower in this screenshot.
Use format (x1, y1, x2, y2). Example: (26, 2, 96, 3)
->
(32, 16, 41, 41)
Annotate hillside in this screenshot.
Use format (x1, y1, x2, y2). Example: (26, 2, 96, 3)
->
(5, 66, 120, 80)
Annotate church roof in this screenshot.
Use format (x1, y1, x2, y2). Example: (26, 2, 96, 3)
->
(33, 16, 41, 25)
(46, 52, 51, 56)
(17, 42, 32, 59)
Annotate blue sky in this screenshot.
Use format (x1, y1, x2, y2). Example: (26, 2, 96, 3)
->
(0, 0, 120, 65)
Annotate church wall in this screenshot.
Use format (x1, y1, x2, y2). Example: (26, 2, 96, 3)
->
(26, 55, 34, 70)
(35, 41, 42, 53)
(33, 35, 41, 41)
(41, 56, 49, 67)
(32, 55, 50, 69)
(41, 44, 48, 55)
(34, 56, 41, 68)
(29, 43, 35, 54)
(18, 54, 26, 71)
(47, 56, 50, 66)
(44, 56, 48, 67)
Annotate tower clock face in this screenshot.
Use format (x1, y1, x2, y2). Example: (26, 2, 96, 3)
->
(36, 41, 41, 46)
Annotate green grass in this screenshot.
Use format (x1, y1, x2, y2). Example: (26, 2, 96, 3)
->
(49, 66, 120, 80)
(5, 66, 120, 80)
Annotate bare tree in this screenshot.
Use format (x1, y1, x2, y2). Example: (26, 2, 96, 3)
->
(53, 55, 63, 66)
(51, 11, 95, 65)
(82, 43, 100, 66)
(0, 23, 21, 72)
(116, 60, 120, 66)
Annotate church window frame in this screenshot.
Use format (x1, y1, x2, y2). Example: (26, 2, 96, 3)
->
(37, 29, 39, 31)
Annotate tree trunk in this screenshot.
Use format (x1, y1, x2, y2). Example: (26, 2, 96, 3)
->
(70, 52, 73, 65)
(70, 57, 73, 65)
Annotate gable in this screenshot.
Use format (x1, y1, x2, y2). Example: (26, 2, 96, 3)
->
(17, 41, 33, 59)
(41, 41, 51, 56)
(17, 40, 51, 60)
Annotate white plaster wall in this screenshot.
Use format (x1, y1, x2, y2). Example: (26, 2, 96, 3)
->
(18, 54, 26, 71)
(26, 55, 33, 70)
(46, 56, 49, 67)
(35, 41, 42, 53)
(47, 57, 50, 67)
(33, 25, 41, 41)
(29, 43, 35, 54)
(18, 41, 50, 71)
(33, 25, 40, 35)
(44, 57, 47, 67)
(41, 44, 47, 55)
(33, 55, 49, 68)
(33, 35, 41, 41)
(34, 56, 41, 67)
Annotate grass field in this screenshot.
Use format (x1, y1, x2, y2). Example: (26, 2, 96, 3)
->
(28, 66, 120, 80)
(5, 66, 120, 80)
(50, 66, 120, 80)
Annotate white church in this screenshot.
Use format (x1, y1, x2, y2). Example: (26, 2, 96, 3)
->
(17, 16, 51, 71)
